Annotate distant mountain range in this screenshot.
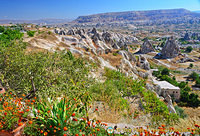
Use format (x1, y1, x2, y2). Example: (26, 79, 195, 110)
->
(2, 9, 200, 25)
(194, 10, 200, 13)
(0, 18, 73, 25)
(74, 8, 200, 24)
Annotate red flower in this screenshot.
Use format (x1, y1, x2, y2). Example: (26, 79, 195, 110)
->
(63, 127, 68, 131)
(73, 118, 78, 121)
(4, 112, 7, 116)
(75, 134, 78, 136)
(72, 113, 75, 117)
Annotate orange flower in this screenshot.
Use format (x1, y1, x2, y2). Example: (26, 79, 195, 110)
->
(44, 132, 48, 136)
(75, 134, 78, 136)
(18, 122, 23, 126)
(63, 134, 67, 136)
(63, 127, 68, 131)
(40, 130, 43, 134)
(54, 130, 56, 133)
(29, 121, 33, 124)
(87, 121, 91, 125)
(97, 128, 100, 131)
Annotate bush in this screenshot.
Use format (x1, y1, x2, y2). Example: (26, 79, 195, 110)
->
(112, 52, 118, 56)
(185, 46, 193, 53)
(0, 26, 5, 33)
(195, 78, 200, 87)
(180, 91, 200, 107)
(152, 71, 160, 77)
(27, 30, 36, 37)
(174, 106, 187, 119)
(189, 72, 199, 81)
(161, 68, 170, 76)
(0, 42, 90, 97)
(189, 63, 193, 68)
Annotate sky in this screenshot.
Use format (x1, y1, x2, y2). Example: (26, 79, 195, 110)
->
(0, 0, 200, 20)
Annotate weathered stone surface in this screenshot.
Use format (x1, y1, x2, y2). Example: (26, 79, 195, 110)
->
(59, 30, 66, 35)
(138, 55, 150, 70)
(118, 50, 136, 62)
(161, 37, 180, 58)
(138, 71, 149, 78)
(112, 43, 120, 49)
(176, 57, 195, 63)
(102, 32, 113, 44)
(140, 38, 155, 54)
(183, 33, 190, 40)
(165, 94, 177, 113)
(66, 29, 75, 35)
(91, 28, 97, 34)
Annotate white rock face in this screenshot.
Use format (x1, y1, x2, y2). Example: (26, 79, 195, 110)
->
(98, 57, 116, 70)
(54, 28, 138, 55)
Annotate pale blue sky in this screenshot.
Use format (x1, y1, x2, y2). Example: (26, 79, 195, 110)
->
(0, 0, 200, 20)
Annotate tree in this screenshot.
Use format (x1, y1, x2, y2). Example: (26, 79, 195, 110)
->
(195, 79, 200, 87)
(0, 26, 5, 33)
(189, 63, 193, 69)
(185, 46, 193, 53)
(189, 72, 199, 81)
(161, 68, 170, 76)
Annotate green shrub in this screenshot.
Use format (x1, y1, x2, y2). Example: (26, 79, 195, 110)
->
(185, 46, 193, 53)
(189, 63, 193, 68)
(174, 106, 187, 119)
(27, 30, 36, 37)
(0, 42, 90, 97)
(152, 71, 160, 77)
(180, 91, 200, 108)
(161, 68, 170, 76)
(112, 52, 118, 56)
(189, 72, 199, 81)
(195, 78, 200, 87)
(0, 26, 5, 33)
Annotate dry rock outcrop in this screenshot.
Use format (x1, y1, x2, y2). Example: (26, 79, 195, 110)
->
(140, 38, 155, 54)
(161, 37, 180, 58)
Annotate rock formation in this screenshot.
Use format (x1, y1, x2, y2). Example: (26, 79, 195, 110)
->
(140, 38, 155, 54)
(161, 37, 180, 58)
(137, 55, 150, 70)
(66, 29, 75, 35)
(183, 33, 190, 40)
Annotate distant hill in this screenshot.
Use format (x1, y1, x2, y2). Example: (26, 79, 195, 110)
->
(74, 8, 200, 23)
(194, 10, 200, 13)
(0, 18, 73, 25)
